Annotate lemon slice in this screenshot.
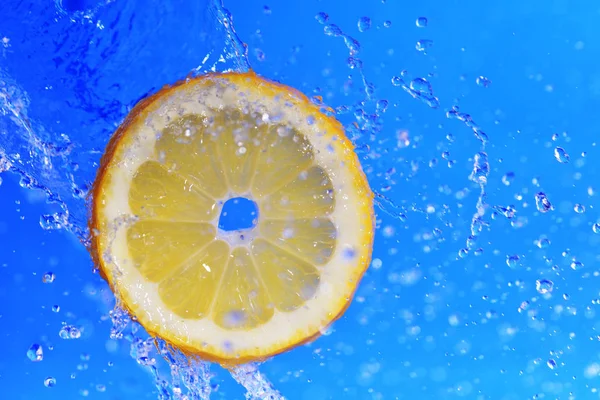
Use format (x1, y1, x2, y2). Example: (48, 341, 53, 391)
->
(90, 72, 374, 365)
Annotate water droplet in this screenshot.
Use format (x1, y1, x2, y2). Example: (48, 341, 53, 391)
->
(570, 261, 583, 270)
(518, 300, 530, 313)
(253, 48, 265, 61)
(59, 325, 81, 339)
(42, 272, 55, 283)
(501, 172, 515, 186)
(376, 99, 389, 113)
(391, 76, 404, 86)
(52, 305, 60, 312)
(44, 377, 56, 387)
(547, 359, 557, 369)
(506, 255, 520, 268)
(383, 20, 392, 28)
(263, 6, 271, 15)
(415, 39, 434, 52)
(494, 205, 517, 219)
(592, 223, 600, 234)
(343, 36, 360, 56)
(551, 133, 559, 141)
(476, 76, 491, 87)
(574, 203, 585, 213)
(315, 12, 329, 24)
(554, 147, 570, 163)
(404, 78, 440, 108)
(357, 16, 371, 32)
(535, 238, 551, 249)
(27, 344, 43, 362)
(458, 248, 468, 258)
(343, 246, 357, 260)
(536, 279, 554, 294)
(324, 24, 343, 37)
(416, 17, 428, 27)
(470, 152, 489, 184)
(535, 192, 553, 213)
(466, 235, 477, 250)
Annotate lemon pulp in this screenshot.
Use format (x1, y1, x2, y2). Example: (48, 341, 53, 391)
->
(91, 72, 374, 365)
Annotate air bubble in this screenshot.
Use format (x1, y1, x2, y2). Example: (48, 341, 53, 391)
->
(416, 17, 428, 27)
(547, 359, 557, 369)
(592, 223, 600, 234)
(574, 204, 585, 213)
(383, 20, 392, 28)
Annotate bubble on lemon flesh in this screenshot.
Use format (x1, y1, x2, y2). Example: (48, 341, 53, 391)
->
(91, 72, 374, 365)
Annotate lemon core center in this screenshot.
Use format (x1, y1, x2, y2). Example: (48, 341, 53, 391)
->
(218, 197, 259, 232)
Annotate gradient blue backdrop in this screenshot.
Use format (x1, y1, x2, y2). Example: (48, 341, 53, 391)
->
(1, 0, 599, 399)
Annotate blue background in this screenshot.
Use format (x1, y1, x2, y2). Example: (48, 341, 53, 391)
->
(1, 0, 600, 399)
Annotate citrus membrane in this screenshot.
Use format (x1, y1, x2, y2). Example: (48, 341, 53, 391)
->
(89, 71, 375, 365)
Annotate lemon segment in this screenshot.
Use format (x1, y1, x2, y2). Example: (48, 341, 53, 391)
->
(251, 238, 321, 312)
(211, 247, 274, 330)
(126, 221, 217, 283)
(157, 114, 229, 199)
(91, 72, 375, 365)
(259, 165, 334, 220)
(212, 110, 263, 194)
(250, 123, 314, 199)
(258, 218, 336, 265)
(129, 161, 219, 222)
(158, 239, 230, 320)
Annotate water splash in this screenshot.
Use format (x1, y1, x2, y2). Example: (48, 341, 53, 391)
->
(446, 106, 490, 250)
(316, 13, 374, 105)
(229, 363, 285, 400)
(210, 0, 251, 72)
(391, 75, 440, 108)
(110, 306, 214, 400)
